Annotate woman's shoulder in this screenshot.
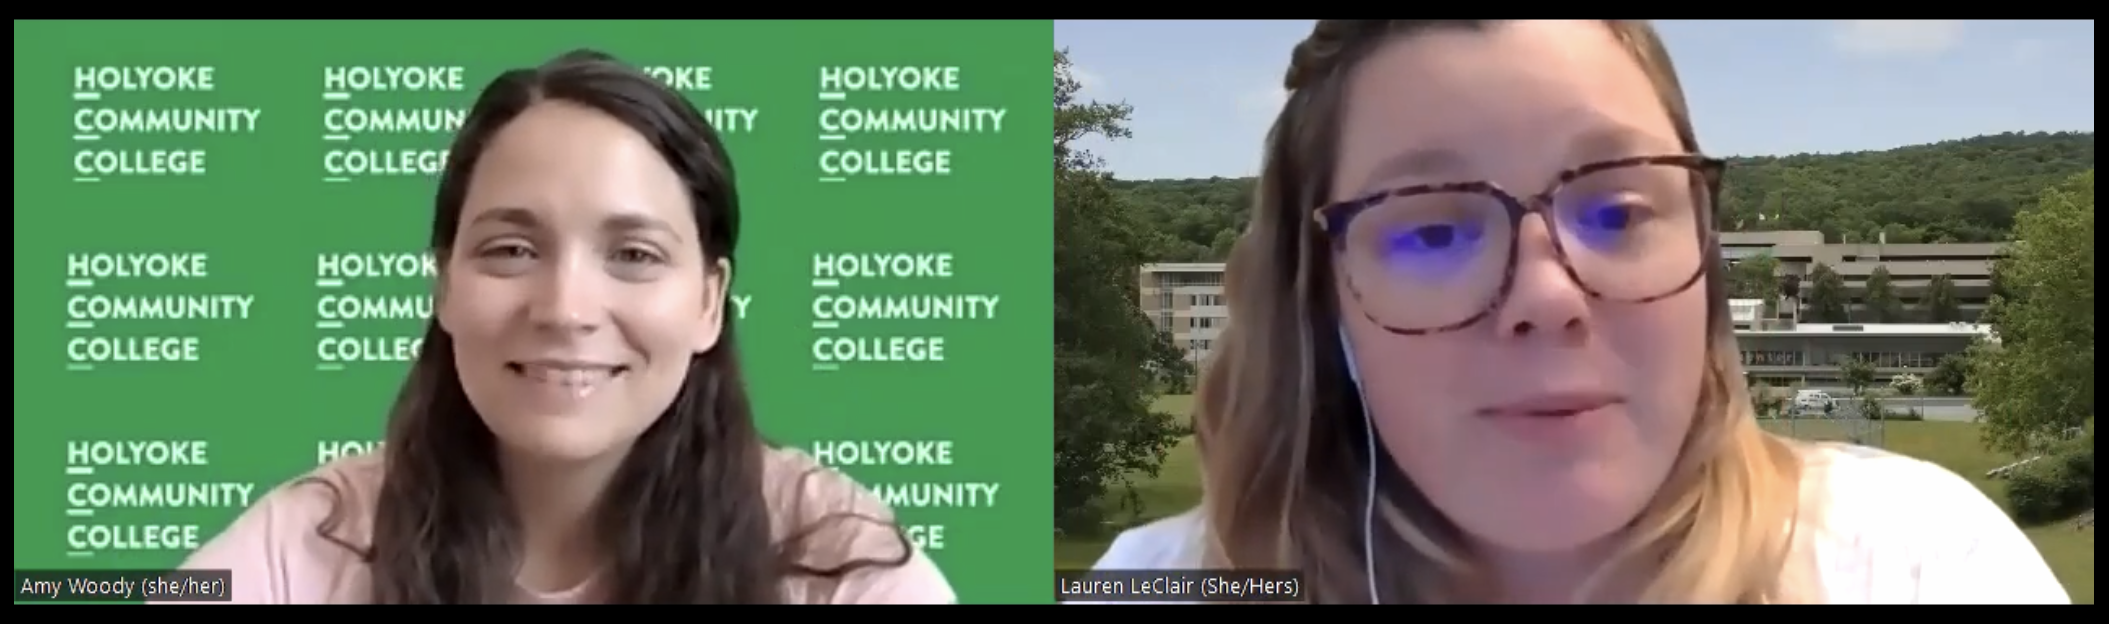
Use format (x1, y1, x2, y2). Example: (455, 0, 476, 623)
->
(1092, 507, 1209, 570)
(1063, 509, 1209, 604)
(1797, 443, 2069, 604)
(166, 452, 385, 603)
(1799, 442, 2005, 547)
(759, 446, 957, 604)
(758, 446, 884, 523)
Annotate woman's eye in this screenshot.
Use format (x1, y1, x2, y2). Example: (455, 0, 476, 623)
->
(1579, 204, 1635, 231)
(613, 248, 661, 264)
(479, 244, 534, 259)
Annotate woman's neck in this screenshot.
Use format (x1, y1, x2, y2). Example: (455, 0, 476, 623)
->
(497, 448, 625, 593)
(1472, 536, 1635, 604)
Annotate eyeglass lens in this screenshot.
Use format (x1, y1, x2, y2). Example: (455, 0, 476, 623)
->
(1338, 162, 1707, 330)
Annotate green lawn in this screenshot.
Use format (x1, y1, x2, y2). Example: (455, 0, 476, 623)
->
(1060, 395, 2095, 604)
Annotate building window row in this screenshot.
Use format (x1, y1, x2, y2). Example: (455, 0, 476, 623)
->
(1150, 292, 1223, 311)
(1837, 351, 1943, 369)
(1741, 350, 1805, 367)
(1159, 272, 1225, 288)
(1739, 350, 1945, 369)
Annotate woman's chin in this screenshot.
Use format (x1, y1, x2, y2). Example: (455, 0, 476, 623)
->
(491, 421, 629, 464)
(1444, 478, 1650, 553)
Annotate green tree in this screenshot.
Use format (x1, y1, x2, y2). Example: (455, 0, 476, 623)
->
(1863, 265, 1903, 322)
(1927, 352, 1971, 395)
(1749, 381, 1783, 419)
(1837, 356, 1881, 431)
(1051, 50, 1191, 533)
(1981, 259, 2020, 336)
(1840, 355, 1877, 395)
(1727, 253, 1781, 305)
(1923, 273, 1961, 323)
(1805, 262, 1851, 323)
(1971, 170, 2095, 456)
(1855, 389, 1888, 426)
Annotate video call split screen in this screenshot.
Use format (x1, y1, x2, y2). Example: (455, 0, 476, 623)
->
(13, 20, 2093, 606)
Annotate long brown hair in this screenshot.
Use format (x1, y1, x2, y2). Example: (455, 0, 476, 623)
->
(1198, 20, 1818, 604)
(308, 49, 909, 604)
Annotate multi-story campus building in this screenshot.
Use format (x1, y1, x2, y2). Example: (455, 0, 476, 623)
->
(1728, 299, 1989, 386)
(1137, 262, 1227, 364)
(1141, 231, 2003, 384)
(1720, 230, 2003, 323)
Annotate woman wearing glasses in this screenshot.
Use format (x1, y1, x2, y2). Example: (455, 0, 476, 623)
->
(1091, 20, 2067, 604)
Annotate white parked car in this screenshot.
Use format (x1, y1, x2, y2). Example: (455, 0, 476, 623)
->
(1792, 389, 1836, 416)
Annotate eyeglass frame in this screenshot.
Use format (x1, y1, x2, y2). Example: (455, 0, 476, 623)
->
(1311, 153, 1727, 336)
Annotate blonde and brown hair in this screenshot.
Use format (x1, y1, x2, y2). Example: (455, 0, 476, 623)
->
(1195, 20, 1818, 604)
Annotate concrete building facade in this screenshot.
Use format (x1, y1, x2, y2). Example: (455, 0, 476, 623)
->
(1720, 230, 2004, 323)
(1730, 297, 1985, 386)
(1137, 262, 1228, 364)
(1142, 230, 2002, 372)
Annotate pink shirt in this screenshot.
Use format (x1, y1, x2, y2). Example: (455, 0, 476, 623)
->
(169, 449, 956, 604)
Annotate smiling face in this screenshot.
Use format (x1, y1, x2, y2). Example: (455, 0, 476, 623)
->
(438, 98, 730, 463)
(1327, 21, 1709, 554)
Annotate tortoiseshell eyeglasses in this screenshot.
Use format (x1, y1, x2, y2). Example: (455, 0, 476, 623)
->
(1313, 154, 1724, 335)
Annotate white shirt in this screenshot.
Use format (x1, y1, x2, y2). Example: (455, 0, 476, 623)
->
(1087, 444, 2071, 604)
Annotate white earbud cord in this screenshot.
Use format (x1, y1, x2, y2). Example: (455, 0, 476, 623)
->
(1339, 327, 1382, 605)
(1361, 388, 1380, 604)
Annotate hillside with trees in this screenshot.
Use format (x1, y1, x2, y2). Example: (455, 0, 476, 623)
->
(1117, 131, 2095, 262)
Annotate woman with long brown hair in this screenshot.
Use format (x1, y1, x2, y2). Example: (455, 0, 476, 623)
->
(1092, 20, 2065, 604)
(171, 50, 953, 604)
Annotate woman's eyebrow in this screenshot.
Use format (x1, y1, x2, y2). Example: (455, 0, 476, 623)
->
(1359, 147, 1468, 190)
(600, 212, 684, 243)
(1358, 123, 1676, 190)
(1564, 124, 1677, 163)
(467, 206, 542, 231)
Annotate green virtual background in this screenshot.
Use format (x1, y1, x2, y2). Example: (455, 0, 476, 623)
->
(12, 20, 1054, 604)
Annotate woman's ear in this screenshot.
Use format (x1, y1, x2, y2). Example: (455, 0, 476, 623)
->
(695, 258, 733, 353)
(431, 252, 454, 336)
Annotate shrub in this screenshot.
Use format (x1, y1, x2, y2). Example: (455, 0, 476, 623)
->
(1879, 407, 1924, 421)
(1889, 373, 1924, 397)
(2058, 448, 2093, 505)
(2007, 465, 2070, 525)
(2054, 430, 2093, 507)
(2006, 446, 2094, 526)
